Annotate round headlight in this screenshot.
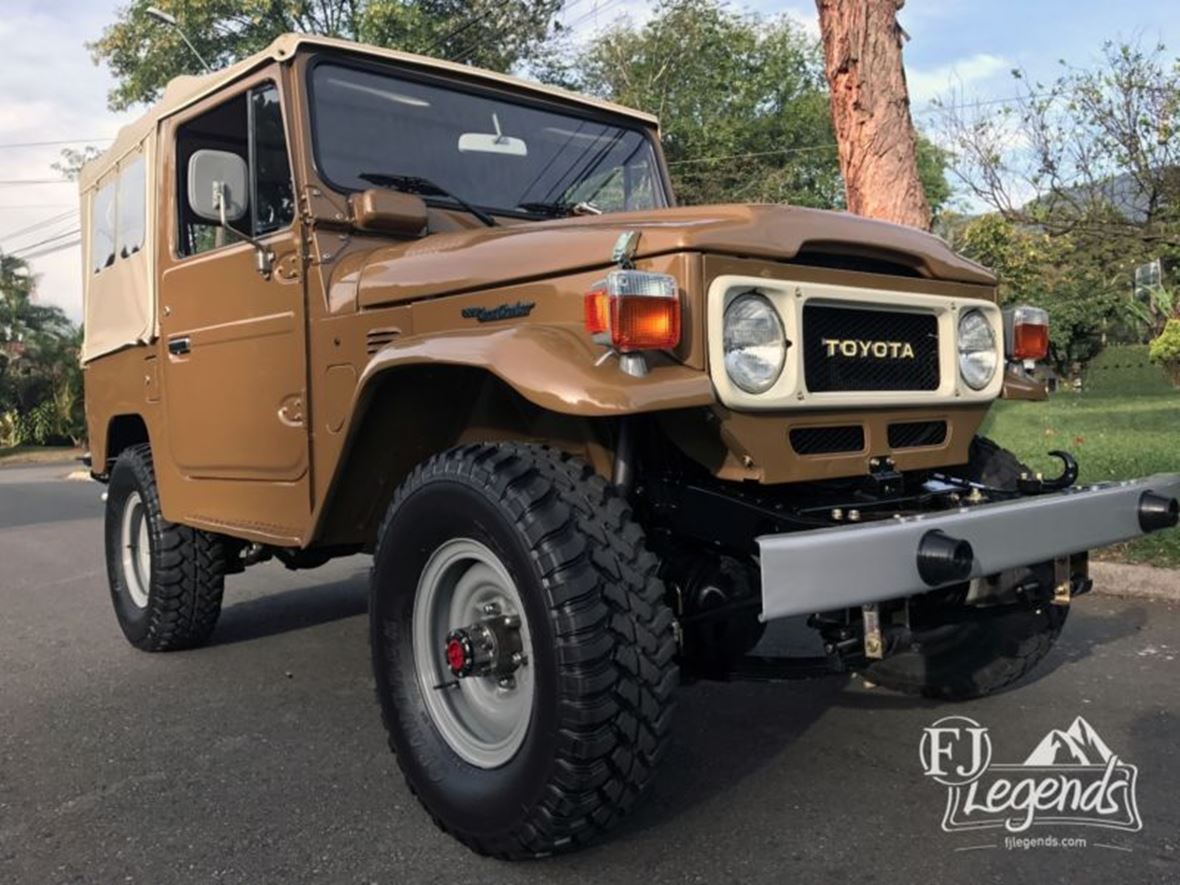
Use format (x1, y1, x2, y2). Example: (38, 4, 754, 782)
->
(958, 309, 998, 391)
(724, 293, 786, 394)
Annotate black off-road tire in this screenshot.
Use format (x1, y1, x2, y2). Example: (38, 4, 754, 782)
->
(104, 444, 227, 651)
(370, 443, 678, 858)
(857, 436, 1068, 700)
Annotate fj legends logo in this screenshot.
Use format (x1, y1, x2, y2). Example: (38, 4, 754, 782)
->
(920, 715, 1141, 834)
(822, 337, 916, 359)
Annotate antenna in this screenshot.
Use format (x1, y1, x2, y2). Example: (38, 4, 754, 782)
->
(145, 7, 214, 74)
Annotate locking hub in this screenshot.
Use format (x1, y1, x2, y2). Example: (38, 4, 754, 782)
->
(443, 611, 526, 680)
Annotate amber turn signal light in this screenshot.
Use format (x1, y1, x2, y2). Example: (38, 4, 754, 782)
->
(1004, 305, 1050, 362)
(584, 270, 680, 352)
(584, 286, 610, 335)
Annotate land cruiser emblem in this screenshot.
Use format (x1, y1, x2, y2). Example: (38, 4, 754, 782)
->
(462, 301, 536, 323)
(822, 337, 916, 359)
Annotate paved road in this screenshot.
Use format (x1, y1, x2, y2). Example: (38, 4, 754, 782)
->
(2, 463, 1178, 884)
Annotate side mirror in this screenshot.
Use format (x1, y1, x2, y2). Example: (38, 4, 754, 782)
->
(349, 189, 428, 237)
(186, 148, 272, 277)
(187, 149, 248, 222)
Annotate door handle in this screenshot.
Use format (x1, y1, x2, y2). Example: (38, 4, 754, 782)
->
(168, 336, 191, 356)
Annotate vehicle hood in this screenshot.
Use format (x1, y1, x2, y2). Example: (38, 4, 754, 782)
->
(354, 203, 994, 308)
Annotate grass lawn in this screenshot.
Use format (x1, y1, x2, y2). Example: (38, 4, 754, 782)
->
(980, 392, 1180, 568)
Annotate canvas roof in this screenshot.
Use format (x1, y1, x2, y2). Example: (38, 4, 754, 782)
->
(78, 32, 657, 191)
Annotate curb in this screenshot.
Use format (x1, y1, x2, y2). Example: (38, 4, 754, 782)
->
(1090, 561, 1180, 603)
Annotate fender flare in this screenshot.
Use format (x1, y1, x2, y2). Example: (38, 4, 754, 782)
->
(307, 324, 714, 546)
(355, 323, 714, 417)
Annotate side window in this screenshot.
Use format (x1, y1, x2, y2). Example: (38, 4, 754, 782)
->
(116, 153, 146, 259)
(176, 83, 294, 257)
(251, 86, 294, 234)
(91, 180, 117, 274)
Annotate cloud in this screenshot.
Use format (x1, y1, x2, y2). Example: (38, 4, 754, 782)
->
(777, 5, 821, 40)
(906, 52, 1011, 104)
(0, 1, 136, 323)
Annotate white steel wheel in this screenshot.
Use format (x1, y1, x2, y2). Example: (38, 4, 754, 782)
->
(412, 538, 535, 769)
(119, 490, 152, 609)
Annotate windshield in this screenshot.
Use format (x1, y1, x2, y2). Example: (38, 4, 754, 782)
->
(309, 62, 668, 218)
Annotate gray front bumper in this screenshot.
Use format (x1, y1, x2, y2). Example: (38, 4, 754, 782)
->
(757, 474, 1180, 621)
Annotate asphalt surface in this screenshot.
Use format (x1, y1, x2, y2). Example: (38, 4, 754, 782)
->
(2, 462, 1178, 884)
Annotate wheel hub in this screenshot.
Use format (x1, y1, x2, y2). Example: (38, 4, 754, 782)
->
(444, 608, 526, 681)
(412, 538, 536, 769)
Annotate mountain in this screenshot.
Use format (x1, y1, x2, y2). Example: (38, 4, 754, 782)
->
(1024, 716, 1115, 766)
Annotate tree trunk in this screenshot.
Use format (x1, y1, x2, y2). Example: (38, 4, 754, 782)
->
(816, 0, 931, 230)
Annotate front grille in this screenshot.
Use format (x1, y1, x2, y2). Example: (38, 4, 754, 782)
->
(789, 425, 866, 456)
(888, 420, 948, 449)
(802, 304, 940, 392)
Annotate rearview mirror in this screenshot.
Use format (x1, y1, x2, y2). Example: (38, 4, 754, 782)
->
(187, 149, 248, 222)
(458, 113, 527, 157)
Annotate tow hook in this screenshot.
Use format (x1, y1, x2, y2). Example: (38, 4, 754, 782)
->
(442, 607, 527, 687)
(1017, 450, 1079, 494)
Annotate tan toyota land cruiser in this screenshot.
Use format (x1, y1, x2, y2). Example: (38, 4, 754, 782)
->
(80, 34, 1179, 858)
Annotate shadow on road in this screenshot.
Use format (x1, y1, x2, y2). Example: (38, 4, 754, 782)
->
(209, 571, 370, 646)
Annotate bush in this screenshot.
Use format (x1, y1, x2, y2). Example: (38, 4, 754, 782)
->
(1149, 320, 1180, 387)
(1085, 344, 1174, 394)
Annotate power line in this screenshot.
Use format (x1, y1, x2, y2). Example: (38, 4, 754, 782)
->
(11, 228, 81, 257)
(19, 239, 81, 262)
(560, 0, 623, 34)
(0, 208, 79, 244)
(426, 0, 519, 56)
(913, 90, 1051, 117)
(667, 144, 838, 167)
(0, 179, 74, 186)
(0, 137, 113, 151)
(449, 0, 601, 65)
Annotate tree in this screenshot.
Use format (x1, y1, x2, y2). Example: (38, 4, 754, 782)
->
(937, 42, 1180, 255)
(544, 0, 842, 209)
(90, 0, 563, 111)
(948, 214, 1149, 374)
(0, 252, 84, 446)
(937, 40, 1180, 365)
(816, 0, 931, 228)
(540, 0, 951, 211)
(52, 146, 104, 182)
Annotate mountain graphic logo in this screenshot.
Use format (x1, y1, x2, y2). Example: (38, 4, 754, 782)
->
(1023, 716, 1115, 766)
(921, 715, 1142, 835)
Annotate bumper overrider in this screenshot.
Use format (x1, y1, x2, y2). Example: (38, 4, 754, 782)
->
(757, 474, 1180, 621)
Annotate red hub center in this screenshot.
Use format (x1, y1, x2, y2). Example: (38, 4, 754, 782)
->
(444, 631, 473, 677)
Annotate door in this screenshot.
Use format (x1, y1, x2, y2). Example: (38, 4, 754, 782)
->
(159, 82, 308, 483)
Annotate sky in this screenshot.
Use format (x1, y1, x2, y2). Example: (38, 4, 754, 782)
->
(1, 0, 1178, 322)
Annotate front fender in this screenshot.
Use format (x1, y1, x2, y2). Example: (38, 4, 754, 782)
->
(357, 322, 715, 416)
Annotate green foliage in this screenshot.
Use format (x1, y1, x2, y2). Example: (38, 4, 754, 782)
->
(940, 42, 1180, 345)
(89, 0, 563, 110)
(915, 136, 952, 223)
(1148, 319, 1180, 387)
(1149, 319, 1180, 364)
(1085, 344, 1174, 394)
(544, 0, 948, 213)
(981, 392, 1180, 567)
(0, 251, 85, 446)
(951, 213, 1162, 373)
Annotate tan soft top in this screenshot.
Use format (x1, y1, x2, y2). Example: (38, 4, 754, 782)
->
(79, 33, 656, 192)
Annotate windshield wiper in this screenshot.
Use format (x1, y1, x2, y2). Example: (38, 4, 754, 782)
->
(517, 200, 603, 219)
(358, 172, 497, 227)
